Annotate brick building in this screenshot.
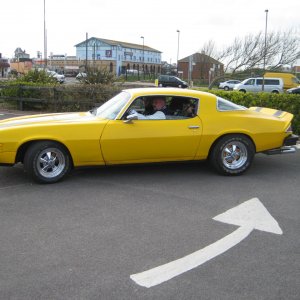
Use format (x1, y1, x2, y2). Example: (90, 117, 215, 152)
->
(178, 53, 224, 84)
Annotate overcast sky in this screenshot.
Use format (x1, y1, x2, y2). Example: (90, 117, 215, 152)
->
(1, 0, 299, 63)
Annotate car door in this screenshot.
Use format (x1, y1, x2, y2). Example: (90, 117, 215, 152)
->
(100, 116, 202, 164)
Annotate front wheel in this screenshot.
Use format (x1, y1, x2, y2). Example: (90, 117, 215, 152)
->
(24, 141, 72, 183)
(210, 135, 255, 175)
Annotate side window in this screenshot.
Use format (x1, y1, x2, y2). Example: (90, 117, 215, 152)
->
(245, 79, 255, 85)
(256, 79, 263, 85)
(129, 97, 145, 113)
(269, 79, 279, 85)
(123, 96, 198, 120)
(167, 96, 198, 119)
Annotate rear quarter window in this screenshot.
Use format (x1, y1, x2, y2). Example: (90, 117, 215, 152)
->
(217, 97, 246, 111)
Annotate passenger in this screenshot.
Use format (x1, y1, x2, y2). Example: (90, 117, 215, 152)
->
(169, 97, 184, 116)
(183, 102, 196, 117)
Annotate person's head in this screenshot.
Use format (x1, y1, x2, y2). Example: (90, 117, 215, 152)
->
(152, 97, 166, 111)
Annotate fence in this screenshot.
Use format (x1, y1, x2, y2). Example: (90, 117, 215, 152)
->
(0, 84, 122, 112)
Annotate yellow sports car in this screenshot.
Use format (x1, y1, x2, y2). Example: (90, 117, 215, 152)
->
(0, 88, 298, 183)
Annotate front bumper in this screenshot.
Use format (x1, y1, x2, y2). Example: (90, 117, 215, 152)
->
(263, 134, 299, 155)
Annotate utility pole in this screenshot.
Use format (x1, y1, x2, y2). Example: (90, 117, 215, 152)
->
(85, 32, 88, 72)
(141, 36, 144, 79)
(177, 30, 180, 76)
(43, 0, 47, 69)
(262, 9, 269, 92)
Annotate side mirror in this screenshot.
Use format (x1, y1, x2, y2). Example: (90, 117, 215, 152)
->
(124, 114, 138, 123)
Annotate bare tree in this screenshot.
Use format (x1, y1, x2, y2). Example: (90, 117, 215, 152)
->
(209, 28, 300, 74)
(199, 40, 216, 57)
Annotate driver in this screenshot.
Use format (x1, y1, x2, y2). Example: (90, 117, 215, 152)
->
(128, 97, 168, 120)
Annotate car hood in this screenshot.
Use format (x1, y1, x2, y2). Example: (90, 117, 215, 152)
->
(0, 112, 101, 129)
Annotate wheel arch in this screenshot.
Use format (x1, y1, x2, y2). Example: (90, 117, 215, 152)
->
(16, 139, 74, 167)
(208, 133, 256, 159)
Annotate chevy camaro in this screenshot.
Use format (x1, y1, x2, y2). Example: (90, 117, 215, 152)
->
(0, 88, 298, 183)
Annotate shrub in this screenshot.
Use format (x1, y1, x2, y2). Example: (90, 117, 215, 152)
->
(78, 68, 116, 85)
(16, 69, 58, 84)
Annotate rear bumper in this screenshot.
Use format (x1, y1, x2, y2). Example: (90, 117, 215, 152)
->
(263, 134, 299, 155)
(284, 134, 299, 146)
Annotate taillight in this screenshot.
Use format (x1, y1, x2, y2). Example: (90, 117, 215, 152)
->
(286, 124, 293, 132)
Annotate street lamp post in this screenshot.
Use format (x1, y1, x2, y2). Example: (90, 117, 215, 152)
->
(141, 36, 144, 79)
(262, 9, 269, 92)
(177, 30, 180, 76)
(44, 0, 47, 69)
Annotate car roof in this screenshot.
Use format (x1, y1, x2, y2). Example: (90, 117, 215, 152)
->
(122, 87, 215, 99)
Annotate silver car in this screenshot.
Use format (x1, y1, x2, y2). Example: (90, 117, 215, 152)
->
(219, 80, 241, 91)
(47, 71, 65, 83)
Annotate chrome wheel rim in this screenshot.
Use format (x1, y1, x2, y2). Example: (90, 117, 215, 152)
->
(222, 141, 248, 170)
(37, 148, 65, 178)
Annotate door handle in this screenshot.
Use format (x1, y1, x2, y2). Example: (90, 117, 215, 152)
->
(188, 125, 200, 129)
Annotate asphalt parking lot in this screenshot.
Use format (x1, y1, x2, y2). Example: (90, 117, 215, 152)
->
(0, 111, 300, 299)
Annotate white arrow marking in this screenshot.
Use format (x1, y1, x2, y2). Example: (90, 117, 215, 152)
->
(130, 198, 282, 288)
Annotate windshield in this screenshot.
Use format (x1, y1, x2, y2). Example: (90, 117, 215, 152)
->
(95, 91, 131, 119)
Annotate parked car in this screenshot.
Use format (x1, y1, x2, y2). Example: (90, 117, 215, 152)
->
(233, 77, 283, 93)
(219, 80, 241, 91)
(158, 75, 188, 88)
(126, 69, 140, 75)
(286, 86, 300, 94)
(76, 72, 87, 80)
(0, 88, 298, 183)
(47, 71, 65, 83)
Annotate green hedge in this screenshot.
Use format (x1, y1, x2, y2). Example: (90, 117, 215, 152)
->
(0, 82, 122, 112)
(1, 83, 299, 134)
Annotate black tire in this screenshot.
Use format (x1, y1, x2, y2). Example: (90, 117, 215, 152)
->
(224, 86, 229, 91)
(24, 141, 72, 183)
(210, 135, 255, 175)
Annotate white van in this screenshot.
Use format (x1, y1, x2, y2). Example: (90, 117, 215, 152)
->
(233, 77, 283, 93)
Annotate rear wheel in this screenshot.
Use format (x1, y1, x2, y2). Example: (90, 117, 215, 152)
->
(210, 135, 255, 175)
(24, 141, 71, 183)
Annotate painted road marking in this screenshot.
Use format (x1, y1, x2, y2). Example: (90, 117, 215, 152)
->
(130, 198, 282, 288)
